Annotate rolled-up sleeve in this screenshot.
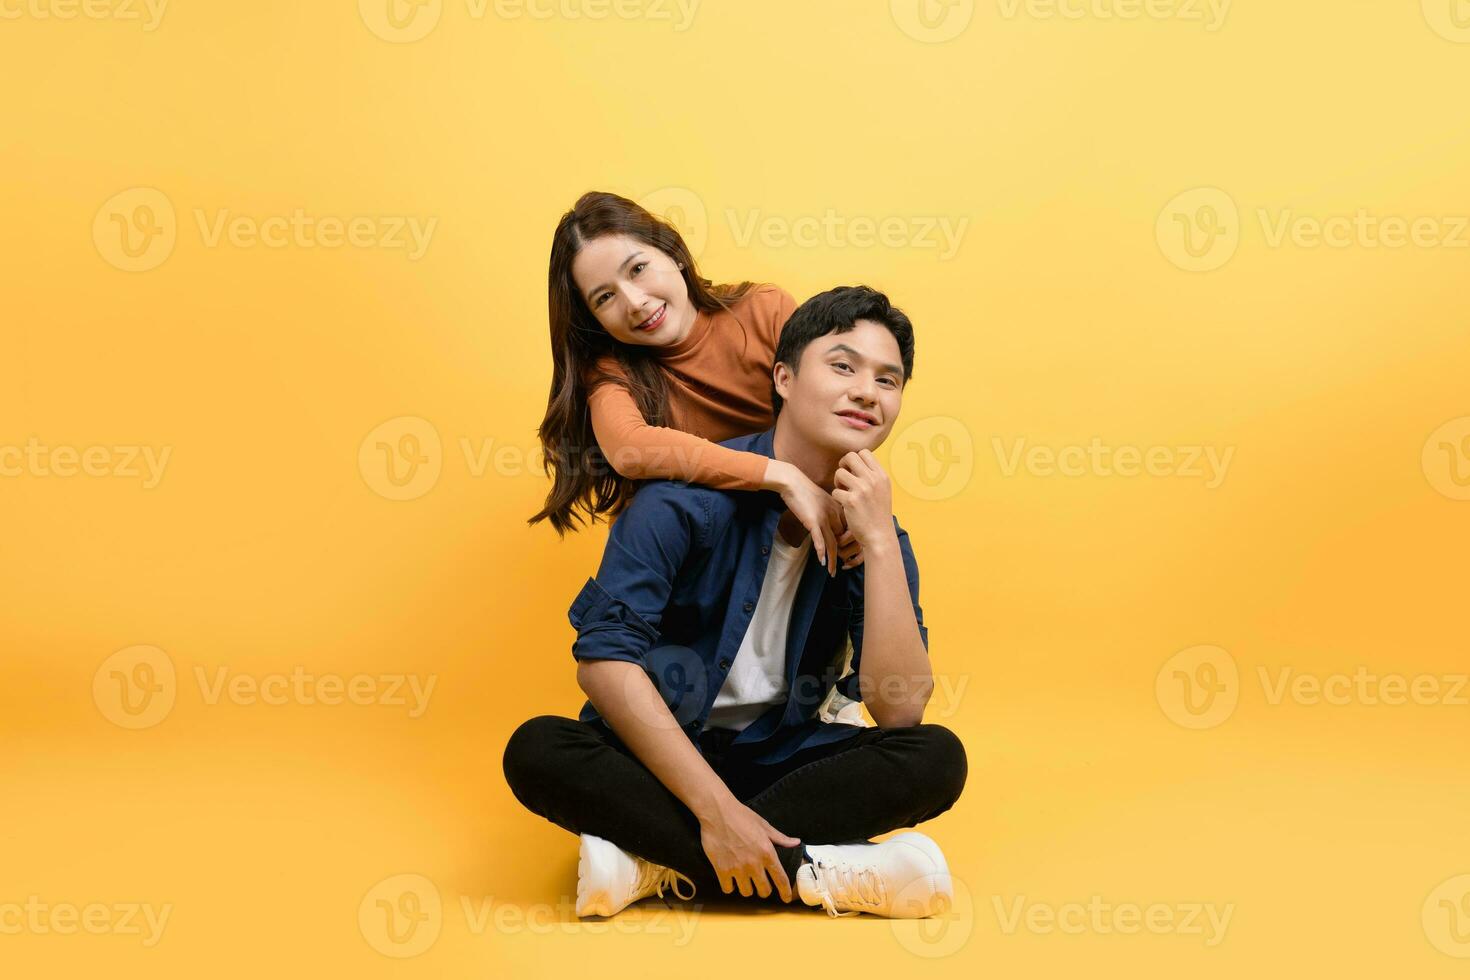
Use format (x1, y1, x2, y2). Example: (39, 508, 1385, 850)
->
(566, 482, 705, 668)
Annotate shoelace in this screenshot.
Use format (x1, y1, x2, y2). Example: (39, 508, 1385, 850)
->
(809, 858, 886, 918)
(634, 861, 697, 906)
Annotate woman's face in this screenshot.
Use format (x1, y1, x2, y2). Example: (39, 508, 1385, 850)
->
(570, 233, 696, 348)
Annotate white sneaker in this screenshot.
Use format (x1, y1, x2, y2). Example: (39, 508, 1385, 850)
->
(575, 833, 697, 917)
(795, 832, 952, 918)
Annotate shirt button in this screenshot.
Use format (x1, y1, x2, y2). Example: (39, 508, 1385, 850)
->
(719, 658, 731, 670)
(761, 546, 770, 556)
(743, 601, 754, 612)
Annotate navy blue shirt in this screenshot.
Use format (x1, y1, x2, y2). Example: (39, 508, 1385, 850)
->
(567, 426, 928, 766)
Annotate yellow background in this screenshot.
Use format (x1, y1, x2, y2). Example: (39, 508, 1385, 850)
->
(3, 0, 1469, 976)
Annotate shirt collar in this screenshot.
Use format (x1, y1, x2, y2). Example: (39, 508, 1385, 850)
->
(653, 306, 712, 360)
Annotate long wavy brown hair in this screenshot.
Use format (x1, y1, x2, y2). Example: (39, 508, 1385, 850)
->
(529, 191, 754, 535)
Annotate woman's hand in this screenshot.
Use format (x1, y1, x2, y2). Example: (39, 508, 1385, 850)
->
(763, 459, 843, 576)
(698, 798, 801, 902)
(837, 528, 865, 570)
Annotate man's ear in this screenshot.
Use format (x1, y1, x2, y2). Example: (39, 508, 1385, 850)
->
(772, 360, 793, 403)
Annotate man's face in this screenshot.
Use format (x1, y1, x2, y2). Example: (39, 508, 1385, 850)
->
(773, 319, 906, 455)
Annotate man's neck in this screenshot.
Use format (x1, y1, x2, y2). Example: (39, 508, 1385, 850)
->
(771, 417, 840, 493)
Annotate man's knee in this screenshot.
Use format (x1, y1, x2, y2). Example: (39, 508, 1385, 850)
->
(502, 714, 573, 800)
(911, 723, 967, 808)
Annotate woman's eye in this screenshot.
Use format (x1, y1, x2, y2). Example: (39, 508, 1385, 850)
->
(632, 262, 647, 275)
(594, 292, 611, 307)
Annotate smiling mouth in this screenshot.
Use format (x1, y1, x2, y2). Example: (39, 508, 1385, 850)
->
(836, 410, 878, 429)
(635, 304, 667, 332)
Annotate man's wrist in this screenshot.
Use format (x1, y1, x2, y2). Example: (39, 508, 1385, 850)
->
(689, 783, 740, 824)
(857, 525, 901, 558)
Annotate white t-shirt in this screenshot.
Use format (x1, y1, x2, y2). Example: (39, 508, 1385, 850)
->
(702, 530, 811, 732)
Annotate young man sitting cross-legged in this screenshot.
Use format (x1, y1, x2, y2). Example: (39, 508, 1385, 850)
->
(503, 285, 968, 918)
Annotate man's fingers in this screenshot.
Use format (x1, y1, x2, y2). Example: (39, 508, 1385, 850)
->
(764, 861, 792, 903)
(736, 873, 754, 898)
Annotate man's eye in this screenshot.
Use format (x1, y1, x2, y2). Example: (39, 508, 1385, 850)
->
(832, 362, 852, 372)
(879, 378, 897, 387)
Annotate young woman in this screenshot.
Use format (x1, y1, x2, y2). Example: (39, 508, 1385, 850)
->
(528, 190, 858, 574)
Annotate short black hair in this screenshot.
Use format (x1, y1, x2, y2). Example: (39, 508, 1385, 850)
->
(770, 285, 915, 416)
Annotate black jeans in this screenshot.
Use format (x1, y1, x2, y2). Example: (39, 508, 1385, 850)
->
(502, 715, 968, 904)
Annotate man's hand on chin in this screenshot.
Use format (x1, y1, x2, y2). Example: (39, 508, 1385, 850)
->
(831, 449, 897, 553)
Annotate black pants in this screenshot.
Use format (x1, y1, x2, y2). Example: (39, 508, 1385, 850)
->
(502, 715, 968, 904)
